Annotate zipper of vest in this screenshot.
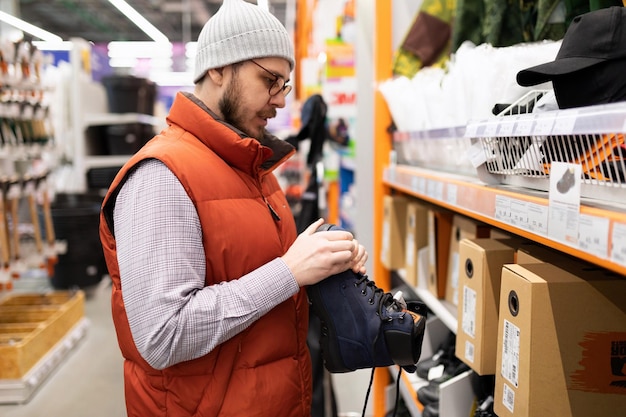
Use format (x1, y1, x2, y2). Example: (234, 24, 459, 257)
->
(264, 196, 281, 221)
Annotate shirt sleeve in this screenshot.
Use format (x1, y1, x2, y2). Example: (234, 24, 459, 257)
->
(114, 159, 300, 369)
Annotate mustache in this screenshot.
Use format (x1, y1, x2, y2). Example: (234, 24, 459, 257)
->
(258, 109, 277, 119)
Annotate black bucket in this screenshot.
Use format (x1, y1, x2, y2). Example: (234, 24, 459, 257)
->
(101, 75, 156, 115)
(50, 193, 107, 290)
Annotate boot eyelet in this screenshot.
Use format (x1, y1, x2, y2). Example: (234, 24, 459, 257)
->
(368, 298, 374, 304)
(361, 289, 367, 295)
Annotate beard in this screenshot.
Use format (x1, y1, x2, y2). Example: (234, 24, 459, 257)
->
(218, 75, 276, 141)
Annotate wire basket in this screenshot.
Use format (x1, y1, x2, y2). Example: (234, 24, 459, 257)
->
(467, 94, 626, 202)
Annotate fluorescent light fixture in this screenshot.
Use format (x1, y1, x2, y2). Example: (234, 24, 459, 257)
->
(0, 11, 62, 42)
(185, 42, 197, 59)
(109, 57, 173, 69)
(108, 41, 173, 59)
(149, 71, 194, 87)
(107, 0, 170, 43)
(32, 41, 74, 51)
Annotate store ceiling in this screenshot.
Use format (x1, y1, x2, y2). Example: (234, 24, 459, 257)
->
(16, 0, 288, 44)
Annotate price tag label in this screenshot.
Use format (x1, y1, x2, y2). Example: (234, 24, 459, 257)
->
(552, 113, 577, 135)
(417, 176, 426, 195)
(578, 214, 609, 258)
(611, 222, 626, 267)
(534, 117, 554, 136)
(495, 195, 512, 223)
(465, 123, 479, 137)
(433, 181, 444, 201)
(527, 202, 548, 235)
(411, 176, 419, 192)
(499, 121, 515, 137)
(514, 119, 534, 136)
(509, 199, 529, 228)
(484, 122, 498, 137)
(446, 183, 458, 205)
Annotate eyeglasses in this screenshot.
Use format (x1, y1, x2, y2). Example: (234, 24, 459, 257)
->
(250, 60, 292, 97)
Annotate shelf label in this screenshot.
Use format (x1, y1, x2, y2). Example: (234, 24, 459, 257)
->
(495, 195, 512, 223)
(446, 183, 458, 206)
(465, 123, 478, 137)
(547, 162, 581, 245)
(499, 121, 515, 137)
(417, 176, 427, 195)
(534, 117, 554, 136)
(410, 175, 419, 192)
(426, 179, 444, 201)
(527, 202, 548, 235)
(509, 199, 529, 228)
(484, 122, 499, 137)
(578, 214, 609, 258)
(552, 113, 577, 135)
(611, 222, 626, 267)
(514, 119, 534, 136)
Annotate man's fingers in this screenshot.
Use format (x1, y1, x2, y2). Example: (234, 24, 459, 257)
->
(303, 218, 325, 235)
(321, 230, 354, 242)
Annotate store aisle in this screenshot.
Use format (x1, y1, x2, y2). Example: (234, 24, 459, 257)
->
(0, 278, 126, 417)
(0, 275, 370, 417)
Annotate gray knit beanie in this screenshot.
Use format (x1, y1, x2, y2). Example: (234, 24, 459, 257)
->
(193, 0, 295, 83)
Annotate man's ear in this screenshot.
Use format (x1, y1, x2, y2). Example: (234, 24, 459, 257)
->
(207, 67, 225, 85)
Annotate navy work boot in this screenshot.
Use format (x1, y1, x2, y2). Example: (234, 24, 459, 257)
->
(306, 224, 428, 373)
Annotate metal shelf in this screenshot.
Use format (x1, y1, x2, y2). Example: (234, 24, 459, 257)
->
(85, 155, 130, 170)
(385, 165, 626, 276)
(83, 113, 162, 128)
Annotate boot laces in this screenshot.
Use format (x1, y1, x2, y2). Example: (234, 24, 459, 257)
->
(354, 274, 405, 417)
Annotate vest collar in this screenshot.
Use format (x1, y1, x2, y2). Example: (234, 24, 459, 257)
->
(166, 92, 294, 175)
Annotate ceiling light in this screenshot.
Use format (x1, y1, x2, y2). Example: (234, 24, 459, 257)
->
(0, 11, 62, 43)
(108, 42, 173, 59)
(32, 41, 74, 51)
(107, 0, 170, 43)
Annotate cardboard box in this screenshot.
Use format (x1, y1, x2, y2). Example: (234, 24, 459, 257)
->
(445, 215, 491, 306)
(426, 209, 454, 299)
(494, 263, 626, 417)
(403, 201, 429, 286)
(380, 194, 409, 270)
(516, 241, 586, 268)
(455, 238, 518, 375)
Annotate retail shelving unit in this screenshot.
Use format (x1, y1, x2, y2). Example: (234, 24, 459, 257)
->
(67, 39, 163, 193)
(377, 105, 626, 416)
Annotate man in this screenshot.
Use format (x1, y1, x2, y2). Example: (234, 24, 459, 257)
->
(99, 1, 367, 416)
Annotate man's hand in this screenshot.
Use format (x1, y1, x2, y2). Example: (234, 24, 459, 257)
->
(281, 219, 368, 287)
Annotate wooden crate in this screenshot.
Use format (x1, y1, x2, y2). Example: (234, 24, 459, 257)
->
(0, 291, 85, 379)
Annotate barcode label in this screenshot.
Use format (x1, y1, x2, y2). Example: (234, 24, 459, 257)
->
(462, 286, 477, 338)
(464, 340, 474, 363)
(501, 319, 520, 387)
(502, 383, 515, 413)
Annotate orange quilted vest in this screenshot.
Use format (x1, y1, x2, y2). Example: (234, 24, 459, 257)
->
(100, 92, 311, 416)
